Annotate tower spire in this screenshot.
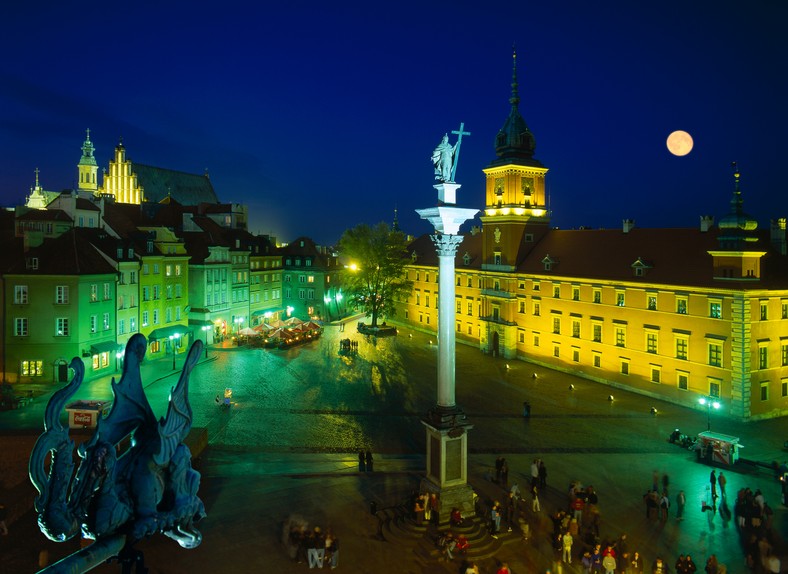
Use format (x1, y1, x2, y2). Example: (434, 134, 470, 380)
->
(510, 45, 520, 108)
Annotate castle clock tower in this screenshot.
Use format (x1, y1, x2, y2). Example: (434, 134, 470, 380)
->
(479, 50, 549, 358)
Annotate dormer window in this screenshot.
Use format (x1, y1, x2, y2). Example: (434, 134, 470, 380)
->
(494, 251, 502, 265)
(542, 254, 556, 271)
(26, 257, 39, 270)
(411, 251, 418, 262)
(463, 252, 471, 266)
(631, 257, 652, 277)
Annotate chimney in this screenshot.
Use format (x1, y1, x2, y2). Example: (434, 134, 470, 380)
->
(700, 215, 714, 232)
(622, 219, 635, 233)
(771, 218, 787, 255)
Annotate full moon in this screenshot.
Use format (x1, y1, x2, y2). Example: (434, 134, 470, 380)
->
(667, 130, 694, 156)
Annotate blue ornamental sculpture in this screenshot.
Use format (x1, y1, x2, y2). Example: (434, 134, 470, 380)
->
(29, 334, 206, 571)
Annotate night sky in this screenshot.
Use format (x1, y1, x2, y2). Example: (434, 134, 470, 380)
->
(1, 1, 786, 245)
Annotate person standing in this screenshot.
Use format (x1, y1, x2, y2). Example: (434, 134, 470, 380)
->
(673, 490, 685, 521)
(563, 529, 574, 563)
(532, 485, 541, 512)
(710, 470, 718, 502)
(717, 472, 727, 498)
(496, 562, 511, 574)
(539, 459, 548, 488)
(325, 529, 339, 569)
(505, 492, 516, 532)
(358, 451, 366, 472)
(490, 501, 502, 537)
(630, 551, 644, 574)
(495, 456, 504, 484)
(602, 552, 617, 574)
(500, 460, 509, 489)
(659, 491, 671, 521)
(531, 458, 539, 488)
(365, 449, 373, 472)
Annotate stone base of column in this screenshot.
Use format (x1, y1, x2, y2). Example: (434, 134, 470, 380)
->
(421, 411, 475, 521)
(420, 479, 476, 523)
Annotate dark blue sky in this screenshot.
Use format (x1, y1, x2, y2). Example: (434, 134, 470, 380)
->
(1, 1, 786, 245)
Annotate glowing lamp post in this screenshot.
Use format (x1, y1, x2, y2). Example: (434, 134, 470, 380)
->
(699, 396, 721, 431)
(169, 333, 181, 370)
(115, 350, 124, 372)
(201, 325, 210, 358)
(335, 291, 343, 318)
(234, 317, 244, 334)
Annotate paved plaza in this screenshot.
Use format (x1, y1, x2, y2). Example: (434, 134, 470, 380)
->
(1, 322, 786, 573)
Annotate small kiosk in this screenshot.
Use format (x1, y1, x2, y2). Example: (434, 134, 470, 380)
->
(65, 400, 112, 429)
(695, 431, 742, 465)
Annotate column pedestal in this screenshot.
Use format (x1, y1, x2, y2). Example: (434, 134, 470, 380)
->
(421, 407, 476, 521)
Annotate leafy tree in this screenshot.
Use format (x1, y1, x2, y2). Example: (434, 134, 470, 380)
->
(338, 222, 413, 328)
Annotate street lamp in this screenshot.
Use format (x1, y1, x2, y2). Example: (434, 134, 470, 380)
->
(335, 291, 343, 318)
(169, 333, 181, 370)
(699, 396, 720, 431)
(201, 325, 210, 358)
(115, 350, 124, 372)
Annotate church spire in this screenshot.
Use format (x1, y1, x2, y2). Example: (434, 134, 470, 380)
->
(77, 129, 99, 192)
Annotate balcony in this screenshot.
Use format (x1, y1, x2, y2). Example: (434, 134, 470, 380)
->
(481, 288, 515, 299)
(479, 314, 517, 326)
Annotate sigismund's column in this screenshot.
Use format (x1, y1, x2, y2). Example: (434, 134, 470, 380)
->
(416, 125, 478, 521)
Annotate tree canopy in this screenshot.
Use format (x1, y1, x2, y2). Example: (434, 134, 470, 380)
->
(338, 222, 413, 328)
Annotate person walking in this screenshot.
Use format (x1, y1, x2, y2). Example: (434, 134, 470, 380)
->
(717, 472, 727, 498)
(710, 470, 718, 502)
(676, 490, 686, 521)
(532, 485, 541, 512)
(531, 458, 539, 488)
(358, 451, 365, 472)
(365, 449, 373, 472)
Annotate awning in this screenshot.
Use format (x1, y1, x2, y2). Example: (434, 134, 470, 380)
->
(188, 319, 214, 327)
(90, 340, 122, 355)
(252, 308, 282, 317)
(147, 325, 189, 341)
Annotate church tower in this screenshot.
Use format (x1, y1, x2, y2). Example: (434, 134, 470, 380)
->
(100, 139, 145, 204)
(480, 50, 549, 271)
(76, 129, 99, 193)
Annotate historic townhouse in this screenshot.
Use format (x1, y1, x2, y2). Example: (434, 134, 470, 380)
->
(280, 237, 343, 322)
(4, 229, 118, 384)
(400, 57, 788, 421)
(248, 234, 282, 327)
(135, 227, 190, 359)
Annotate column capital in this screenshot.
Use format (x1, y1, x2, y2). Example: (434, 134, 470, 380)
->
(430, 233, 464, 256)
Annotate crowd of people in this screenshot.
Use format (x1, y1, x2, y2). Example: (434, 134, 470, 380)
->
(283, 519, 340, 569)
(279, 452, 782, 573)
